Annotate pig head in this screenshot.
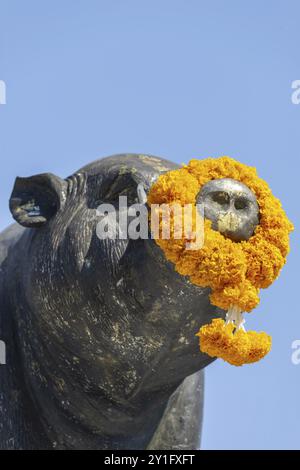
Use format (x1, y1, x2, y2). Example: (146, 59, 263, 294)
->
(0, 154, 258, 449)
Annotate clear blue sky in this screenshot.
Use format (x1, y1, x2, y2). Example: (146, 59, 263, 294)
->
(0, 0, 299, 450)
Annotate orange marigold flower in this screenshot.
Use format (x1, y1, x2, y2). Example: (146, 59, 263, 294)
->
(197, 318, 272, 366)
(148, 156, 293, 313)
(148, 156, 293, 366)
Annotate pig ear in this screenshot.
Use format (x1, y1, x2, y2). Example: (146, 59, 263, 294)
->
(9, 173, 66, 228)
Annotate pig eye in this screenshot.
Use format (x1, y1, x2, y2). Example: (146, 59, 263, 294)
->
(211, 191, 230, 206)
(235, 197, 249, 210)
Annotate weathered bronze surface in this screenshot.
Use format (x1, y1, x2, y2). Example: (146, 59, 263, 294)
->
(0, 154, 257, 449)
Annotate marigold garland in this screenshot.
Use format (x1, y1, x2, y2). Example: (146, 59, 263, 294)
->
(148, 156, 293, 366)
(197, 318, 272, 366)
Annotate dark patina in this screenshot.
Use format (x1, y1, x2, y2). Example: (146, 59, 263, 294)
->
(1, 154, 254, 449)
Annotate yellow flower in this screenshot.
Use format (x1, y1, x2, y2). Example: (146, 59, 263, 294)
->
(148, 156, 293, 313)
(148, 156, 293, 366)
(196, 318, 272, 366)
